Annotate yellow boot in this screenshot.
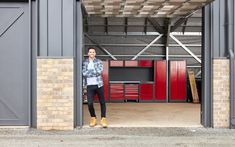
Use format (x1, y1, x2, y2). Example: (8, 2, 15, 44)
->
(100, 117, 108, 128)
(89, 117, 97, 127)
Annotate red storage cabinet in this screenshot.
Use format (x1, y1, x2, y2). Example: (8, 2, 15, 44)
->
(170, 61, 186, 101)
(154, 60, 166, 101)
(140, 83, 153, 100)
(110, 83, 124, 101)
(125, 84, 139, 100)
(125, 61, 138, 67)
(139, 60, 153, 67)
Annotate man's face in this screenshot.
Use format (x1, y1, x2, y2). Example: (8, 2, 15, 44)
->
(88, 48, 96, 58)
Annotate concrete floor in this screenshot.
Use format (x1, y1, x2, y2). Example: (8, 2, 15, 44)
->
(83, 103, 201, 127)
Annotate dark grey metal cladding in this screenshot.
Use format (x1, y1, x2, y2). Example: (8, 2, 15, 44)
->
(31, 0, 38, 128)
(205, 0, 235, 58)
(38, 0, 75, 57)
(202, 6, 213, 128)
(75, 1, 83, 127)
(0, 2, 30, 125)
(202, 0, 235, 128)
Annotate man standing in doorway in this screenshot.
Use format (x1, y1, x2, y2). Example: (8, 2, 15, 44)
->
(82, 47, 108, 128)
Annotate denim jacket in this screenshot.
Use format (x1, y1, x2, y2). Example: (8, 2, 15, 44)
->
(82, 58, 103, 88)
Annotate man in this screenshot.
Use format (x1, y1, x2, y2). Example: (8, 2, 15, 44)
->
(82, 47, 108, 128)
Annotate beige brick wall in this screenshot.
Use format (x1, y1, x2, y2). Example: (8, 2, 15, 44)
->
(213, 59, 230, 128)
(37, 59, 74, 130)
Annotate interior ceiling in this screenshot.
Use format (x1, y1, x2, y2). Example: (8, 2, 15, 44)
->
(82, 0, 213, 18)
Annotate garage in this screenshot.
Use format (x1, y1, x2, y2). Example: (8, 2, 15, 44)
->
(81, 0, 209, 127)
(1, 0, 234, 130)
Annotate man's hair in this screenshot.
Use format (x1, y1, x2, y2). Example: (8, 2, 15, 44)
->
(87, 47, 96, 52)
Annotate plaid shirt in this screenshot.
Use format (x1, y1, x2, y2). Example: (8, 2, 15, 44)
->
(82, 58, 103, 88)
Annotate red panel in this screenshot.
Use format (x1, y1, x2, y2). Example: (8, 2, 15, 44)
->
(110, 60, 124, 67)
(177, 61, 186, 101)
(140, 83, 153, 100)
(155, 60, 166, 101)
(170, 61, 178, 101)
(95, 60, 109, 101)
(125, 84, 139, 100)
(110, 83, 124, 100)
(139, 60, 153, 67)
(125, 61, 138, 67)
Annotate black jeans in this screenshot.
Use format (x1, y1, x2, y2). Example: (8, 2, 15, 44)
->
(87, 85, 106, 118)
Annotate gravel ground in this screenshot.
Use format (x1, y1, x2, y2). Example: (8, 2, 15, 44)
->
(0, 127, 235, 147)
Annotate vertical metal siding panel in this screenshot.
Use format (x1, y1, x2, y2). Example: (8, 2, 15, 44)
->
(39, 0, 48, 56)
(219, 0, 226, 57)
(234, 0, 235, 54)
(228, 0, 234, 53)
(63, 0, 74, 56)
(212, 0, 220, 57)
(234, 0, 235, 53)
(48, 0, 62, 56)
(202, 5, 213, 127)
(170, 61, 178, 101)
(76, 1, 83, 126)
(31, 0, 37, 127)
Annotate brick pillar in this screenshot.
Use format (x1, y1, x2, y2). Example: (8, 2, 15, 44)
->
(37, 59, 74, 130)
(213, 59, 230, 128)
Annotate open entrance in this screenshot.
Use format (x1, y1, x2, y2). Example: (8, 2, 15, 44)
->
(80, 0, 212, 127)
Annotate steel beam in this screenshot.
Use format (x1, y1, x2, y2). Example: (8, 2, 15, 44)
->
(170, 34, 202, 63)
(85, 34, 117, 60)
(195, 70, 202, 78)
(84, 43, 202, 47)
(87, 32, 202, 36)
(144, 17, 147, 35)
(131, 34, 163, 60)
(124, 17, 128, 35)
(147, 18, 164, 34)
(85, 54, 201, 58)
(105, 17, 108, 34)
(171, 12, 195, 32)
(182, 18, 188, 34)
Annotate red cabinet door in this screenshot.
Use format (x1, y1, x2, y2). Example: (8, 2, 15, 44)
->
(125, 61, 138, 67)
(170, 61, 178, 101)
(139, 60, 153, 67)
(155, 60, 166, 101)
(140, 83, 153, 100)
(110, 83, 124, 100)
(125, 84, 139, 100)
(170, 61, 186, 101)
(177, 61, 186, 100)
